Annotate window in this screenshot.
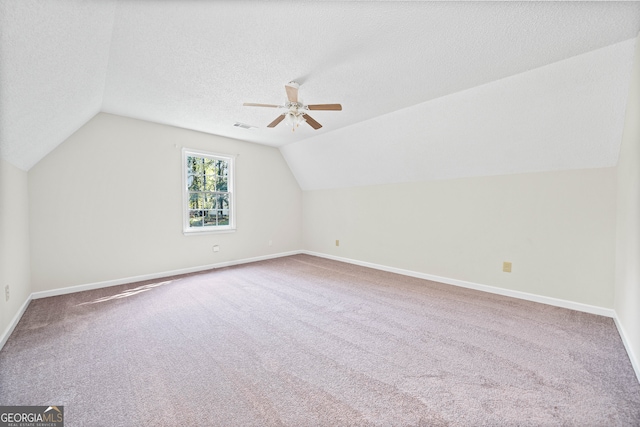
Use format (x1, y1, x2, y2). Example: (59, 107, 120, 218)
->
(183, 149, 235, 234)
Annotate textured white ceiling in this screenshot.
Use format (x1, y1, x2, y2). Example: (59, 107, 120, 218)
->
(0, 1, 639, 182)
(0, 0, 116, 170)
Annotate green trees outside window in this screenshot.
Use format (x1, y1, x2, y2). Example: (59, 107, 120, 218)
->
(185, 151, 233, 230)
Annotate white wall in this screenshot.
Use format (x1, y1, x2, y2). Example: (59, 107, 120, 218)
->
(303, 167, 617, 309)
(28, 113, 302, 292)
(0, 158, 31, 342)
(615, 34, 640, 376)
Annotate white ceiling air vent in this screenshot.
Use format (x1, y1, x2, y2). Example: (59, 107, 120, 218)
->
(233, 122, 256, 130)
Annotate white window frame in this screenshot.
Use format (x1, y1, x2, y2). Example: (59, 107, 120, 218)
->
(182, 148, 236, 235)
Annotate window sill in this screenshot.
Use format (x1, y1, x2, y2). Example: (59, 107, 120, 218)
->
(183, 227, 236, 236)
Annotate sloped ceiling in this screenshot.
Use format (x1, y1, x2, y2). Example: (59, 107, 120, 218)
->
(1, 2, 639, 189)
(0, 0, 116, 170)
(284, 39, 636, 189)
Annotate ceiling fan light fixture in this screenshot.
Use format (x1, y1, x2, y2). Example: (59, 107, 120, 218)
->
(284, 111, 295, 125)
(285, 111, 305, 131)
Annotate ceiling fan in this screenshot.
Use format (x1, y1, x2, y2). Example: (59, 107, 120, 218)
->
(243, 81, 342, 131)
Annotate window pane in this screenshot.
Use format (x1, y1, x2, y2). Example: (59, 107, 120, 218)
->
(216, 176, 227, 191)
(217, 210, 229, 225)
(188, 175, 203, 191)
(217, 211, 229, 225)
(189, 193, 203, 209)
(204, 211, 217, 226)
(204, 158, 217, 175)
(187, 156, 197, 173)
(188, 156, 204, 174)
(189, 210, 204, 227)
(213, 194, 227, 213)
(217, 160, 228, 177)
(204, 176, 216, 191)
(203, 193, 216, 210)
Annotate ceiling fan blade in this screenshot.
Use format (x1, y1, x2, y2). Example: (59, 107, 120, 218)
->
(243, 103, 280, 108)
(285, 82, 299, 103)
(267, 114, 285, 128)
(303, 114, 322, 130)
(307, 104, 342, 111)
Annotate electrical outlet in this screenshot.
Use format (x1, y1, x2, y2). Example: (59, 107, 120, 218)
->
(4, 285, 9, 302)
(335, 240, 340, 247)
(268, 240, 272, 247)
(503, 262, 512, 273)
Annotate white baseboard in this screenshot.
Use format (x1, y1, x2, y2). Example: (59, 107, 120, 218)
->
(613, 315, 640, 384)
(301, 250, 616, 318)
(0, 295, 32, 351)
(31, 250, 301, 300)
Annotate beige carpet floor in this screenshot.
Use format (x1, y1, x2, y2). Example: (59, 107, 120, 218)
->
(1, 254, 639, 426)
